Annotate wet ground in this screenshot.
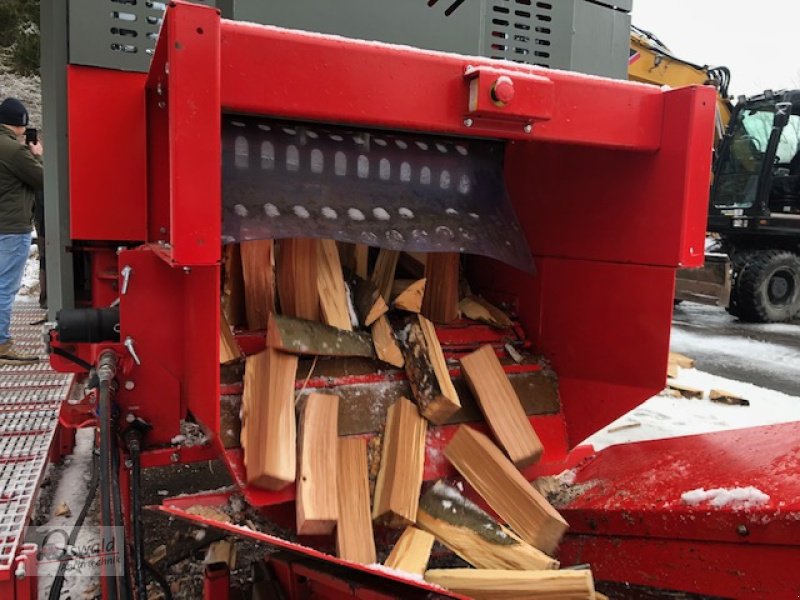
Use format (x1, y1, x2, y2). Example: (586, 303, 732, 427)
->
(671, 302, 800, 397)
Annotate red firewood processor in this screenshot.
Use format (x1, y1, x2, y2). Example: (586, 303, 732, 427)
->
(4, 1, 795, 598)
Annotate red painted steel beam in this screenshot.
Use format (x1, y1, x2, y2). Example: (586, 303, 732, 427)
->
(557, 423, 800, 597)
(559, 535, 800, 598)
(204, 562, 230, 600)
(219, 20, 665, 150)
(154, 494, 466, 599)
(562, 423, 800, 545)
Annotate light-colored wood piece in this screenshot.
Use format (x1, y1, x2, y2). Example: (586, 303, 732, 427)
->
(669, 351, 695, 369)
(709, 388, 750, 406)
(384, 527, 435, 576)
(595, 593, 610, 600)
(317, 240, 353, 331)
(336, 437, 376, 564)
(444, 426, 568, 555)
(354, 245, 368, 279)
(421, 253, 460, 324)
(204, 540, 237, 567)
(460, 345, 543, 468)
(667, 380, 704, 399)
(402, 315, 461, 425)
(417, 481, 558, 571)
(220, 311, 243, 364)
(185, 505, 232, 524)
(667, 363, 679, 379)
(371, 249, 400, 302)
(241, 348, 298, 490)
(277, 238, 320, 321)
(297, 393, 340, 535)
(222, 244, 246, 328)
(372, 315, 404, 368)
(424, 569, 595, 600)
(372, 397, 427, 527)
(267, 314, 375, 358)
(459, 295, 512, 329)
(392, 279, 426, 313)
(240, 239, 276, 330)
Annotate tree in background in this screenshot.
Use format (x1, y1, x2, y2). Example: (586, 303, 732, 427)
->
(0, 0, 41, 77)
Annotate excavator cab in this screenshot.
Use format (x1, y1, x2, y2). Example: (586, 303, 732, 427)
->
(711, 92, 800, 222)
(707, 91, 800, 322)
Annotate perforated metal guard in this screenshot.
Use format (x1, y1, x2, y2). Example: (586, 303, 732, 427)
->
(0, 304, 72, 573)
(221, 116, 534, 272)
(486, 0, 552, 65)
(68, 0, 216, 72)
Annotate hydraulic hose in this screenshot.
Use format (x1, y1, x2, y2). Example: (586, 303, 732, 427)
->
(127, 433, 147, 600)
(97, 352, 119, 600)
(112, 435, 132, 600)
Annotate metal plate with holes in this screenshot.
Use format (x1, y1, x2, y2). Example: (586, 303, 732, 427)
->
(68, 0, 216, 71)
(0, 304, 73, 574)
(221, 116, 534, 272)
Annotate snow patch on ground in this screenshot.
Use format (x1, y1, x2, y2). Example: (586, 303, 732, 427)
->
(36, 428, 99, 599)
(681, 486, 770, 508)
(15, 242, 39, 301)
(584, 367, 800, 451)
(671, 326, 800, 380)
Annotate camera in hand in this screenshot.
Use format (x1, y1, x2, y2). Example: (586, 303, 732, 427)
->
(25, 128, 37, 145)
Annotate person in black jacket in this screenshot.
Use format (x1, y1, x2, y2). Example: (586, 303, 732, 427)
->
(0, 98, 42, 364)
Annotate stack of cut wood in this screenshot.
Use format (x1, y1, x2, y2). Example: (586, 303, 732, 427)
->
(223, 239, 597, 598)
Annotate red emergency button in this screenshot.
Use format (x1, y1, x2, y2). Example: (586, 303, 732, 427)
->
(491, 75, 515, 106)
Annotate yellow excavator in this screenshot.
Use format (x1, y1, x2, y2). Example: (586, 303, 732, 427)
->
(629, 26, 733, 145)
(628, 26, 735, 312)
(630, 27, 800, 322)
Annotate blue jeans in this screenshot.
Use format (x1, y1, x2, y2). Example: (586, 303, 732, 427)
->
(0, 233, 32, 344)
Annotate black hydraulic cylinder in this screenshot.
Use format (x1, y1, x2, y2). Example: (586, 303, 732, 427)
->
(56, 307, 120, 343)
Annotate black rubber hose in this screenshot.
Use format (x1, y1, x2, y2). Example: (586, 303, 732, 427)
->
(111, 437, 132, 600)
(128, 436, 147, 600)
(47, 451, 99, 600)
(98, 379, 119, 600)
(145, 560, 174, 600)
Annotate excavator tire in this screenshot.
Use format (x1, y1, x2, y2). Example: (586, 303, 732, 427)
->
(725, 250, 756, 319)
(732, 249, 800, 322)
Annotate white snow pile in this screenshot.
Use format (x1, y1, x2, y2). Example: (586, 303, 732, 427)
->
(15, 242, 39, 301)
(584, 367, 800, 451)
(366, 563, 425, 583)
(681, 486, 770, 508)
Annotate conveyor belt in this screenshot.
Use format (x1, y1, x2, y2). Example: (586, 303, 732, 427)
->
(0, 303, 73, 574)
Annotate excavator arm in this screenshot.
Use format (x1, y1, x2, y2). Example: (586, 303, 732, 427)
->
(629, 26, 733, 307)
(630, 26, 732, 144)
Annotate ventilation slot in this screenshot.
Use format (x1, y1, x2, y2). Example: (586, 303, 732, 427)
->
(111, 27, 138, 37)
(111, 43, 138, 54)
(488, 0, 539, 64)
(111, 11, 137, 21)
(427, 0, 468, 16)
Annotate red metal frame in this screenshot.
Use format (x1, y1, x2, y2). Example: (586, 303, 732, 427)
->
(62, 0, 715, 448)
(156, 492, 467, 599)
(53, 2, 782, 597)
(558, 422, 800, 597)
